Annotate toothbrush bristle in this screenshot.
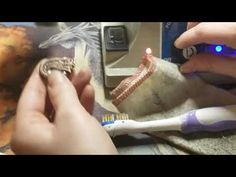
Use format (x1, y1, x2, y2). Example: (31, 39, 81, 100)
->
(102, 114, 115, 122)
(101, 114, 116, 126)
(102, 113, 129, 122)
(116, 113, 129, 120)
(101, 113, 129, 126)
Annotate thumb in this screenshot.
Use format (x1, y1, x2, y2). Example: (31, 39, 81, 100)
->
(47, 70, 80, 112)
(180, 53, 236, 78)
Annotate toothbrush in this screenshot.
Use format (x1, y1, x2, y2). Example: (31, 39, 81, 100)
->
(102, 105, 236, 137)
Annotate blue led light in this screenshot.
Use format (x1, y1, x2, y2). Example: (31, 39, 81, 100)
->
(215, 45, 223, 53)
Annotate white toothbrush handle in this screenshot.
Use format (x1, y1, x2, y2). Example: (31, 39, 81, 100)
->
(112, 105, 236, 136)
(181, 105, 236, 133)
(131, 117, 182, 132)
(111, 117, 182, 136)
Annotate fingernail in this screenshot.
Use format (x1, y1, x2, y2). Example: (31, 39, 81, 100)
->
(48, 70, 65, 86)
(174, 37, 183, 49)
(174, 39, 179, 48)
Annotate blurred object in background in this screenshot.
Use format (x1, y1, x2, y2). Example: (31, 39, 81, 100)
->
(0, 25, 45, 86)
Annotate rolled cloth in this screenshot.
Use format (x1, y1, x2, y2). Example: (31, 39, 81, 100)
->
(111, 56, 236, 154)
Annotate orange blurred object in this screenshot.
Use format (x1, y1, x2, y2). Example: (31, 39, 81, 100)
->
(0, 90, 17, 154)
(0, 25, 38, 86)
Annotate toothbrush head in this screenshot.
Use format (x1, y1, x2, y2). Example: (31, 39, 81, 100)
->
(101, 114, 115, 126)
(101, 113, 130, 137)
(101, 113, 129, 126)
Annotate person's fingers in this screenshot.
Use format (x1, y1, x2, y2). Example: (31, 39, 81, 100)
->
(47, 70, 80, 112)
(70, 68, 94, 114)
(80, 84, 95, 114)
(180, 53, 236, 78)
(12, 62, 52, 154)
(174, 25, 202, 48)
(44, 94, 54, 122)
(17, 62, 47, 120)
(187, 22, 199, 30)
(180, 54, 215, 73)
(47, 70, 93, 130)
(175, 22, 236, 49)
(71, 68, 92, 98)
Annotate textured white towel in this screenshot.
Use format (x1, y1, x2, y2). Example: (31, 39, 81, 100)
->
(116, 57, 236, 154)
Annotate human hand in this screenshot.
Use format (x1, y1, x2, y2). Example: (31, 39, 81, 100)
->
(11, 62, 118, 154)
(174, 22, 236, 78)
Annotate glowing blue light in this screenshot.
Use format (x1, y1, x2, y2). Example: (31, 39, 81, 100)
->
(215, 45, 223, 53)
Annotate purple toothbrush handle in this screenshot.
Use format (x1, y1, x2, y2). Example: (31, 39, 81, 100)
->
(181, 111, 236, 134)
